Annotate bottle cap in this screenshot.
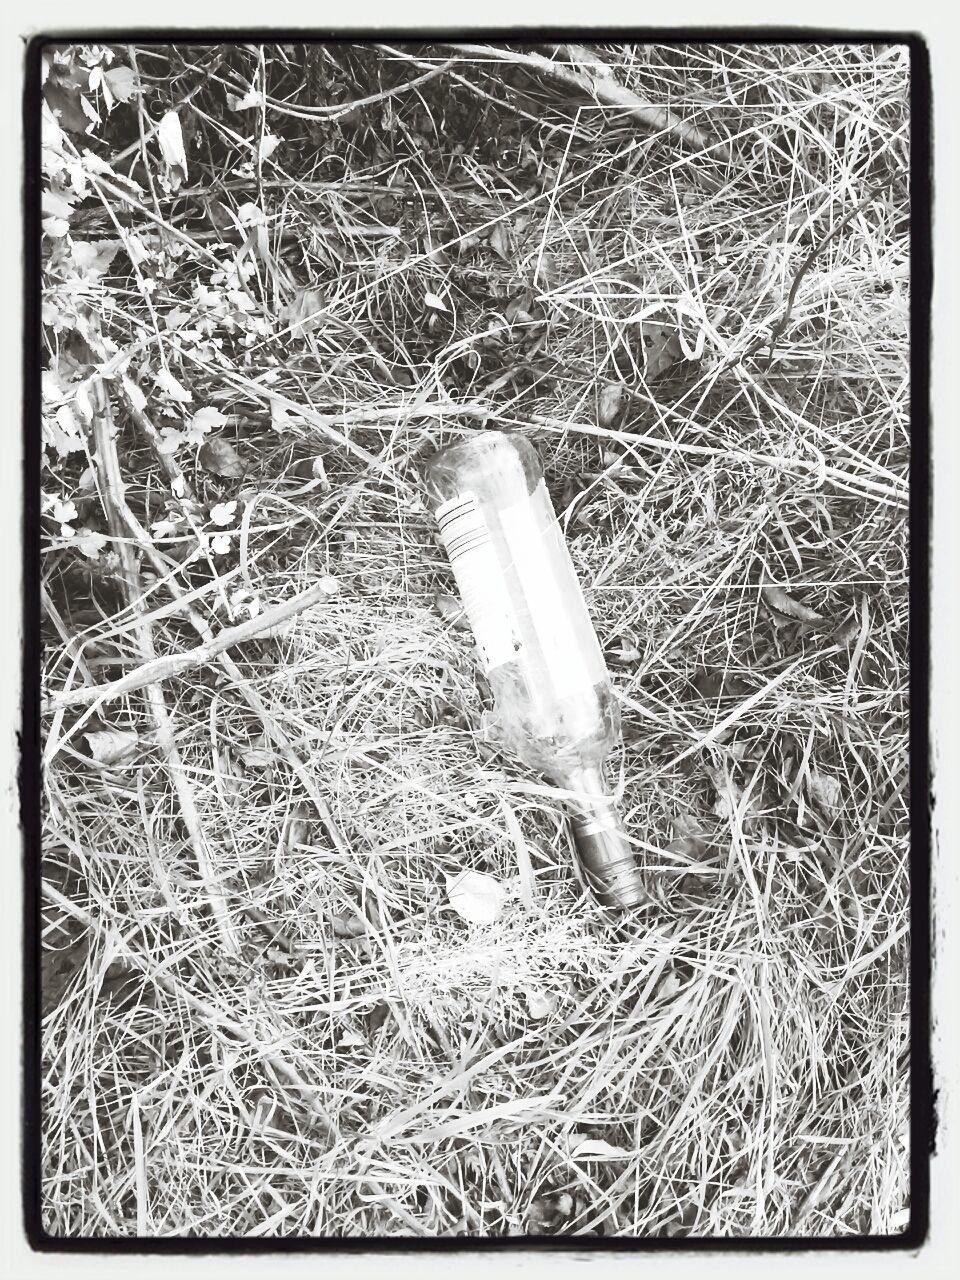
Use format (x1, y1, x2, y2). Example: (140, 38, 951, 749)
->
(570, 801, 647, 910)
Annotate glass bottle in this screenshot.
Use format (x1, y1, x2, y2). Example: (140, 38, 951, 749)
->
(424, 430, 645, 910)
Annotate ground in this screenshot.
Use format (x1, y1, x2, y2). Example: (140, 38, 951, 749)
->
(39, 40, 910, 1238)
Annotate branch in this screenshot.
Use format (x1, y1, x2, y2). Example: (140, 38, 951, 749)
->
(46, 579, 333, 714)
(86, 378, 239, 955)
(445, 42, 731, 161)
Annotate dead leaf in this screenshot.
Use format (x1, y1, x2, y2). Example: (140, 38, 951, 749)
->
(637, 319, 684, 378)
(85, 728, 138, 767)
(488, 222, 513, 261)
(187, 407, 228, 441)
(445, 868, 505, 925)
(228, 88, 266, 112)
(199, 438, 245, 479)
(434, 591, 468, 629)
(104, 64, 137, 103)
(598, 381, 625, 426)
(807, 770, 842, 816)
(259, 133, 281, 162)
(523, 987, 557, 1019)
(658, 970, 682, 1001)
(156, 110, 188, 188)
(331, 911, 367, 939)
(209, 500, 237, 527)
(570, 1137, 632, 1160)
(609, 637, 642, 665)
(71, 239, 121, 279)
(154, 367, 193, 403)
(285, 288, 326, 335)
(286, 806, 312, 851)
(761, 582, 825, 625)
(241, 735, 274, 769)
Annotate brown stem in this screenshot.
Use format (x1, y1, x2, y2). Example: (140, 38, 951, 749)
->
(444, 42, 731, 160)
(88, 378, 239, 955)
(46, 579, 333, 714)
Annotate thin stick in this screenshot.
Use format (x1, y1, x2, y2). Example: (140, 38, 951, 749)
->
(46, 580, 333, 714)
(444, 42, 730, 160)
(88, 378, 239, 955)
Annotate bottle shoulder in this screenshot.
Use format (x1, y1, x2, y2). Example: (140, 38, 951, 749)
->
(424, 431, 542, 504)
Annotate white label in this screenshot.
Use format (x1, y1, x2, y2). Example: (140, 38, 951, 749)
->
(435, 493, 519, 672)
(498, 483, 601, 699)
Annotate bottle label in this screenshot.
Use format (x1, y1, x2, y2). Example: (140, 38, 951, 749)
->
(498, 482, 604, 699)
(434, 493, 520, 672)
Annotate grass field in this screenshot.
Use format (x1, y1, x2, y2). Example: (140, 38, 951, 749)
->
(39, 40, 911, 1238)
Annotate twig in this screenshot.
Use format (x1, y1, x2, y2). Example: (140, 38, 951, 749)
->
(726, 175, 898, 372)
(443, 42, 730, 160)
(375, 43, 592, 140)
(88, 378, 239, 955)
(66, 407, 357, 871)
(46, 580, 333, 714)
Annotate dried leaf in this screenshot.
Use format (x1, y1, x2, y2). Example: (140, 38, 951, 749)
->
(85, 728, 138, 767)
(598, 381, 625, 426)
(153, 367, 193, 403)
(75, 527, 107, 559)
(199, 438, 245, 479)
(570, 1137, 632, 1160)
(761, 582, 825, 625)
(523, 987, 557, 1019)
(104, 65, 137, 103)
(285, 288, 326, 335)
(434, 591, 469, 629)
(186, 407, 228, 441)
(156, 110, 188, 187)
(488, 222, 513, 261)
(445, 868, 505, 925)
(241, 741, 274, 769)
(807, 770, 842, 815)
(331, 911, 367, 939)
(286, 806, 312, 851)
(259, 133, 281, 162)
(236, 201, 265, 227)
(638, 319, 684, 379)
(228, 89, 266, 112)
(609, 637, 642, 665)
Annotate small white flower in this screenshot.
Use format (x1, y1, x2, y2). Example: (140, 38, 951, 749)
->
(209, 500, 237, 527)
(211, 534, 232, 556)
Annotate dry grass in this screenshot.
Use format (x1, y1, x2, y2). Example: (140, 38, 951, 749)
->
(40, 40, 910, 1238)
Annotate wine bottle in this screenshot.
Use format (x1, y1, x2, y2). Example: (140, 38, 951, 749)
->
(425, 430, 646, 910)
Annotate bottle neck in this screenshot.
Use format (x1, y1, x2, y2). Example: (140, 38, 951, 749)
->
(560, 764, 609, 806)
(560, 766, 647, 910)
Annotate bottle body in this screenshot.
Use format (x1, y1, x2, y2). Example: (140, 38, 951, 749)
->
(425, 431, 645, 909)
